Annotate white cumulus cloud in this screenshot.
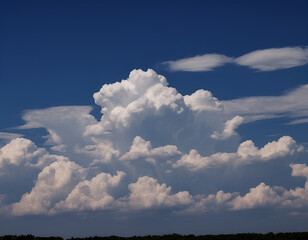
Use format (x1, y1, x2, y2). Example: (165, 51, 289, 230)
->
(120, 136, 181, 163)
(174, 136, 302, 171)
(54, 171, 126, 212)
(11, 159, 86, 215)
(1, 69, 307, 217)
(128, 176, 193, 209)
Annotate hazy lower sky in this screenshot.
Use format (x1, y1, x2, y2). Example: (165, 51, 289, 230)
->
(0, 0, 308, 238)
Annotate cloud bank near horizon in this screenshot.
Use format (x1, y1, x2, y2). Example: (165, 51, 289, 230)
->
(0, 69, 307, 217)
(163, 47, 308, 72)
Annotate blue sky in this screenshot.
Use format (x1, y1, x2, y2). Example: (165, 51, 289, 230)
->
(0, 0, 308, 238)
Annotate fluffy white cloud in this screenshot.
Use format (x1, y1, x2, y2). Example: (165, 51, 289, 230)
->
(86, 69, 229, 158)
(174, 136, 302, 171)
(222, 84, 308, 124)
(128, 176, 193, 209)
(11, 159, 86, 215)
(53, 171, 126, 212)
(163, 54, 233, 72)
(76, 138, 120, 166)
(0, 138, 45, 168)
(211, 115, 244, 140)
(235, 47, 308, 71)
(183, 89, 222, 112)
(120, 136, 181, 163)
(0, 138, 72, 170)
(282, 163, 308, 208)
(2, 68, 308, 217)
(229, 183, 284, 210)
(89, 69, 184, 134)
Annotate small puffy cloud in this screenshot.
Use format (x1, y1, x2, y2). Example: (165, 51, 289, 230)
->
(120, 136, 181, 163)
(163, 54, 233, 72)
(128, 176, 193, 209)
(291, 163, 308, 179)
(173, 149, 237, 171)
(230, 183, 283, 210)
(211, 115, 244, 140)
(237, 136, 302, 161)
(184, 89, 222, 112)
(0, 138, 70, 170)
(54, 171, 126, 212)
(235, 47, 308, 71)
(281, 163, 308, 208)
(11, 159, 86, 215)
(0, 138, 45, 168)
(77, 139, 120, 166)
(174, 136, 302, 171)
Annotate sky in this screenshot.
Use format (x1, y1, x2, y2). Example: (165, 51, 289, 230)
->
(0, 0, 308, 238)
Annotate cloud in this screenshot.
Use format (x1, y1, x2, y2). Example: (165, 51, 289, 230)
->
(0, 138, 72, 170)
(128, 176, 193, 209)
(222, 84, 308, 124)
(77, 138, 120, 166)
(120, 136, 181, 163)
(173, 136, 302, 171)
(235, 47, 308, 71)
(0, 138, 45, 169)
(1, 69, 308, 217)
(179, 191, 236, 214)
(86, 69, 229, 157)
(163, 54, 233, 72)
(0, 132, 23, 141)
(53, 171, 126, 212)
(229, 183, 284, 210)
(163, 46, 308, 72)
(183, 89, 222, 112)
(19, 106, 97, 151)
(211, 115, 244, 140)
(11, 159, 86, 215)
(282, 163, 308, 208)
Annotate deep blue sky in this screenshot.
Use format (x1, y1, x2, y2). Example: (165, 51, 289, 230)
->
(0, 0, 308, 238)
(1, 0, 307, 127)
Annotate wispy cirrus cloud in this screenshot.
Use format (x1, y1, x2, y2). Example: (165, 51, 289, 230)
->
(222, 84, 308, 124)
(163, 46, 308, 72)
(163, 54, 233, 72)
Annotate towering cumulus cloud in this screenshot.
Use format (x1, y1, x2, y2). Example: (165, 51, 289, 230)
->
(0, 69, 306, 216)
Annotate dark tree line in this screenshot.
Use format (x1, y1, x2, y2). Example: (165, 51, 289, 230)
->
(1, 232, 308, 240)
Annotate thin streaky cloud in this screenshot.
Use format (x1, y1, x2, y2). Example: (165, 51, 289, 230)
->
(163, 46, 308, 72)
(222, 84, 308, 124)
(163, 54, 233, 72)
